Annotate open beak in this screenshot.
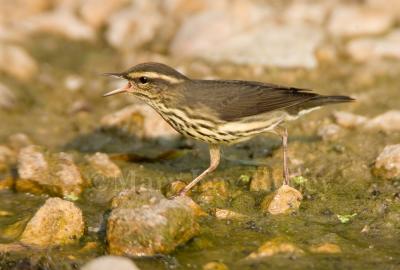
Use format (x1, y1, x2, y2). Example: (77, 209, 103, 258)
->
(103, 82, 132, 97)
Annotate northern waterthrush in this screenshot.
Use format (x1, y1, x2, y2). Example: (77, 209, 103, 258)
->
(103, 62, 353, 195)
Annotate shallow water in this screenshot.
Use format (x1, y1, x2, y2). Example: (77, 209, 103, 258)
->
(1, 37, 400, 269)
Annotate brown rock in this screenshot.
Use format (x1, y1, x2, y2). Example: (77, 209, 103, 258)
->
(0, 82, 16, 110)
(107, 188, 199, 256)
(246, 238, 304, 259)
(86, 152, 122, 178)
(16, 146, 84, 197)
(197, 179, 229, 207)
(0, 145, 15, 171)
(20, 197, 84, 247)
(7, 133, 33, 151)
(261, 185, 302, 215)
(250, 166, 282, 192)
(309, 243, 341, 254)
(80, 0, 128, 29)
(373, 144, 400, 180)
(164, 180, 187, 197)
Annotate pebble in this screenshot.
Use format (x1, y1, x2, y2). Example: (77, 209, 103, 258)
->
(107, 188, 199, 256)
(0, 43, 38, 81)
(202, 261, 229, 270)
(373, 144, 400, 180)
(261, 185, 302, 215)
(364, 110, 400, 132)
(309, 243, 341, 254)
(64, 74, 84, 91)
(214, 208, 246, 220)
(20, 197, 84, 247)
(317, 124, 343, 141)
(332, 111, 368, 128)
(328, 6, 394, 37)
(82, 256, 140, 270)
(246, 238, 304, 259)
(86, 152, 122, 178)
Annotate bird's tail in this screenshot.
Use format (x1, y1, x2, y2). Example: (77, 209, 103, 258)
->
(286, 95, 354, 115)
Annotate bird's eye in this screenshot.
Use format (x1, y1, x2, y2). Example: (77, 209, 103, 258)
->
(139, 76, 148, 84)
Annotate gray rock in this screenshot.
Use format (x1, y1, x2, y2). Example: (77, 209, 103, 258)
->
(347, 30, 400, 62)
(107, 188, 199, 256)
(373, 144, 400, 180)
(82, 256, 140, 270)
(20, 197, 84, 247)
(16, 146, 84, 197)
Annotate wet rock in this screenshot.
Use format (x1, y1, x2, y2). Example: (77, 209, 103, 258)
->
(328, 6, 394, 37)
(86, 152, 122, 178)
(250, 166, 282, 192)
(107, 188, 199, 256)
(105, 1, 163, 51)
(0, 243, 28, 253)
(347, 30, 400, 62)
(203, 261, 229, 270)
(0, 83, 16, 110)
(309, 243, 341, 254)
(317, 124, 343, 141)
(246, 238, 304, 259)
(20, 9, 96, 41)
(0, 43, 38, 81)
(16, 146, 84, 197)
(373, 144, 400, 180)
(82, 256, 140, 270)
(196, 180, 229, 208)
(80, 0, 128, 29)
(261, 185, 302, 215)
(364, 110, 400, 132)
(333, 111, 368, 128)
(100, 104, 178, 139)
(214, 208, 246, 220)
(20, 197, 84, 247)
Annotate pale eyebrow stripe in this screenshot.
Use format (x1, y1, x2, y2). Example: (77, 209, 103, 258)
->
(127, 71, 184, 84)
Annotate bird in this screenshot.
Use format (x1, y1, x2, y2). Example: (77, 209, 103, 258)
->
(103, 62, 354, 195)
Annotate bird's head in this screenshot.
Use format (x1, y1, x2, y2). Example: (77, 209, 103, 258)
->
(103, 62, 188, 102)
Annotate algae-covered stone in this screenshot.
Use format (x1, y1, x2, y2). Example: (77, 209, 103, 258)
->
(373, 144, 400, 180)
(261, 185, 302, 215)
(20, 197, 84, 247)
(86, 152, 122, 178)
(82, 256, 140, 270)
(214, 208, 246, 220)
(163, 180, 187, 197)
(107, 188, 199, 256)
(246, 238, 304, 260)
(16, 146, 84, 197)
(250, 166, 282, 192)
(196, 179, 229, 207)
